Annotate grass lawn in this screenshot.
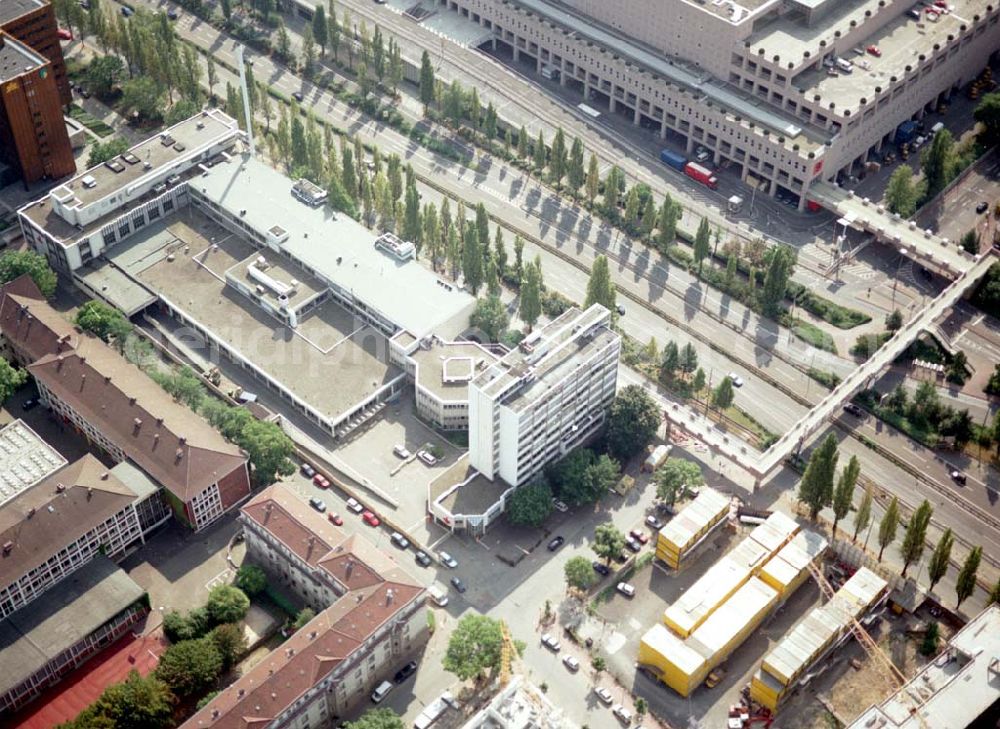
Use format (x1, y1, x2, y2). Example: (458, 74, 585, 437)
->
(68, 104, 114, 137)
(792, 319, 837, 353)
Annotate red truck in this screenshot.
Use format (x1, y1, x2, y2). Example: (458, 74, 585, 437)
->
(683, 162, 718, 190)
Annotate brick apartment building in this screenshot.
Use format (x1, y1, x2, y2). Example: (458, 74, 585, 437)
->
(0, 276, 252, 531)
(181, 484, 427, 729)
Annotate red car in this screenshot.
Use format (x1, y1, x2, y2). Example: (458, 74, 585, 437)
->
(312, 473, 330, 489)
(629, 529, 650, 545)
(866, 45, 881, 57)
(57, 28, 73, 40)
(327, 512, 343, 526)
(361, 510, 380, 527)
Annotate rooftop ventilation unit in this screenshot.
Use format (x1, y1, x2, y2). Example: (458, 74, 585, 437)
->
(81, 175, 97, 189)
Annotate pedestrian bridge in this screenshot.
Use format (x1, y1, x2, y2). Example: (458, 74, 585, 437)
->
(810, 182, 976, 279)
(665, 252, 997, 485)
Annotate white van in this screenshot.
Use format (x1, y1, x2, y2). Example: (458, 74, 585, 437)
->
(930, 121, 945, 136)
(371, 680, 394, 703)
(835, 58, 854, 73)
(427, 585, 449, 607)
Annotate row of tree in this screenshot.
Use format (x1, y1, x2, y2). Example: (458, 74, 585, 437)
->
(797, 433, 993, 608)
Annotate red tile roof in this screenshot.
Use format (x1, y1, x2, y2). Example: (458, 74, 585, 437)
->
(0, 454, 137, 588)
(181, 485, 424, 729)
(0, 276, 78, 363)
(28, 339, 247, 503)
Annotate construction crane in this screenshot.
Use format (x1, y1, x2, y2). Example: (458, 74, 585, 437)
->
(807, 562, 931, 729)
(499, 620, 516, 688)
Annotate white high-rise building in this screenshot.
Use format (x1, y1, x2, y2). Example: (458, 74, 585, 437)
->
(468, 304, 620, 487)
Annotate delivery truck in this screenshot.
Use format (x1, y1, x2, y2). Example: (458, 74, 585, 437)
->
(683, 162, 718, 190)
(659, 149, 688, 171)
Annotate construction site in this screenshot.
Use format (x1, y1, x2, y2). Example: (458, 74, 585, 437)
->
(619, 489, 1000, 728)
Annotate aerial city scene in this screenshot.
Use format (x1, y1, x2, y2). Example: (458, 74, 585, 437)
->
(0, 0, 999, 727)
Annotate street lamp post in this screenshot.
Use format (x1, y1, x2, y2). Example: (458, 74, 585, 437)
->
(890, 247, 910, 312)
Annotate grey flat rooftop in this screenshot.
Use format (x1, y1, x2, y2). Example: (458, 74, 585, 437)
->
(0, 419, 67, 509)
(0, 0, 43, 25)
(0, 556, 145, 697)
(381, 0, 493, 47)
(511, 0, 820, 143)
(108, 460, 162, 502)
(224, 252, 326, 314)
(195, 156, 475, 340)
(76, 261, 157, 317)
(108, 211, 399, 426)
(847, 605, 1000, 728)
(431, 456, 509, 518)
(0, 33, 45, 82)
(411, 339, 498, 401)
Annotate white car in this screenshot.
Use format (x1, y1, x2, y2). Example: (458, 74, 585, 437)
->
(593, 687, 614, 705)
(393, 444, 411, 459)
(552, 498, 569, 513)
(438, 551, 458, 568)
(727, 372, 744, 388)
(612, 705, 633, 723)
(616, 582, 636, 597)
(345, 498, 364, 513)
(540, 633, 561, 651)
(562, 655, 580, 671)
(417, 450, 438, 466)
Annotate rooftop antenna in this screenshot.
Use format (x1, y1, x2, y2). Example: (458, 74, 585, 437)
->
(235, 44, 256, 158)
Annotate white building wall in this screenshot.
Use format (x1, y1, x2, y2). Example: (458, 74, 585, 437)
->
(467, 384, 498, 479)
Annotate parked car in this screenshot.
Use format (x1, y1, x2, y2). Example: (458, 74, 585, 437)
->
(612, 705, 633, 723)
(414, 550, 432, 567)
(592, 561, 610, 576)
(551, 498, 569, 513)
(976, 201, 989, 214)
(390, 532, 410, 549)
(120, 5, 134, 16)
(57, 28, 73, 40)
(624, 538, 641, 553)
(594, 687, 614, 705)
(309, 496, 326, 512)
(439, 551, 458, 568)
(346, 498, 364, 513)
(727, 372, 744, 387)
(393, 444, 411, 459)
(547, 536, 565, 551)
(417, 449, 438, 466)
(616, 304, 626, 316)
(617, 582, 636, 597)
(950, 469, 967, 485)
(362, 510, 380, 527)
(629, 529, 649, 545)
(292, 91, 304, 102)
(166, 8, 179, 19)
(21, 398, 38, 412)
(866, 44, 882, 57)
(705, 666, 727, 688)
(312, 473, 330, 489)
(645, 515, 664, 529)
(393, 661, 417, 683)
(842, 403, 863, 417)
(300, 462, 316, 478)
(450, 576, 467, 593)
(655, 502, 676, 516)
(540, 633, 561, 651)
(563, 655, 580, 671)
(327, 512, 343, 526)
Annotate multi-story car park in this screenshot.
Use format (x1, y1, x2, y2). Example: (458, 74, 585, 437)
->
(182, 484, 427, 729)
(427, 0, 1000, 208)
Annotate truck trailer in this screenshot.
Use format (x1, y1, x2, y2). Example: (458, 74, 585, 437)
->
(660, 149, 688, 171)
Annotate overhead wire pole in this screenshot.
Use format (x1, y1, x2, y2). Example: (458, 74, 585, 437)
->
(236, 44, 255, 157)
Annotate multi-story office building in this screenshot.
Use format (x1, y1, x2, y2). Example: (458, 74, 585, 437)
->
(431, 0, 1000, 207)
(468, 304, 619, 487)
(0, 556, 147, 714)
(0, 30, 74, 184)
(0, 0, 70, 105)
(182, 484, 427, 729)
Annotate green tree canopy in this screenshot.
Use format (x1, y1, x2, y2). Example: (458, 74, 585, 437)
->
(797, 433, 839, 520)
(518, 260, 543, 331)
(692, 217, 711, 273)
(853, 484, 874, 542)
(711, 376, 735, 410)
(922, 129, 954, 198)
(656, 458, 703, 505)
(58, 670, 175, 729)
(885, 166, 923, 218)
(546, 448, 594, 504)
(973, 92, 1000, 145)
(205, 584, 250, 625)
(442, 614, 504, 681)
(0, 249, 57, 298)
(235, 564, 267, 596)
(470, 295, 509, 343)
(564, 555, 596, 591)
(605, 385, 660, 462)
(506, 480, 553, 528)
(831, 455, 859, 537)
(592, 522, 625, 564)
(956, 545, 982, 608)
(584, 256, 615, 313)
(294, 607, 316, 630)
(760, 245, 797, 317)
(928, 528, 954, 591)
(75, 300, 132, 344)
(900, 499, 934, 578)
(85, 54, 125, 97)
(155, 637, 223, 697)
(877, 496, 900, 562)
(348, 709, 405, 729)
(121, 77, 165, 122)
(0, 358, 28, 405)
(209, 623, 247, 670)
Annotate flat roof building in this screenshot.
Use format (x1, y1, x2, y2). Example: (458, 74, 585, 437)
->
(0, 419, 66, 508)
(182, 484, 427, 729)
(0, 30, 74, 184)
(0, 555, 147, 713)
(468, 304, 619, 489)
(0, 0, 70, 106)
(847, 604, 1000, 728)
(462, 676, 580, 728)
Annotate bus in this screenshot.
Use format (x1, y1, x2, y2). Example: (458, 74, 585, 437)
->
(577, 103, 601, 119)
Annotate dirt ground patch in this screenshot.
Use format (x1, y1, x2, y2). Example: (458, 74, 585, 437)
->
(780, 608, 956, 728)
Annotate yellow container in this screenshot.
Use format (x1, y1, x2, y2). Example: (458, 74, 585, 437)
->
(639, 624, 707, 697)
(750, 669, 785, 711)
